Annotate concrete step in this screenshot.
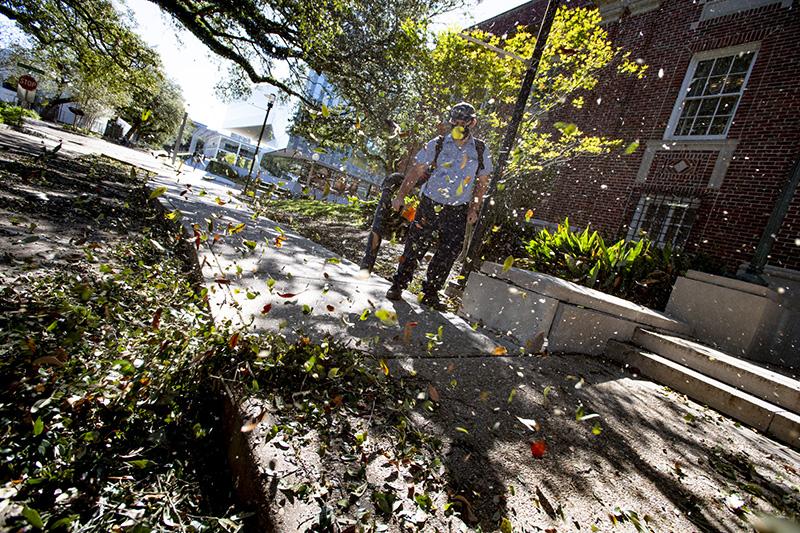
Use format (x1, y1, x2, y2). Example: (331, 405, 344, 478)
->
(633, 328, 800, 414)
(605, 340, 800, 449)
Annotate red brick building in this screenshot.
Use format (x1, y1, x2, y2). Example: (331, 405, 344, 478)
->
(480, 0, 799, 273)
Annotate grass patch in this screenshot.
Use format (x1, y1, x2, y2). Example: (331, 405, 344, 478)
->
(258, 197, 373, 227)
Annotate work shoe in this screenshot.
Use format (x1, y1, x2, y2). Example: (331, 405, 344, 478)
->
(386, 284, 403, 301)
(420, 291, 448, 312)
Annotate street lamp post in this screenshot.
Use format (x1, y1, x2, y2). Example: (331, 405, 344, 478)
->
(458, 0, 561, 285)
(171, 110, 189, 166)
(244, 93, 277, 195)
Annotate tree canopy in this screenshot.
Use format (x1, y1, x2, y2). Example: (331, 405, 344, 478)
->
(140, 0, 463, 105)
(0, 0, 186, 145)
(290, 6, 647, 187)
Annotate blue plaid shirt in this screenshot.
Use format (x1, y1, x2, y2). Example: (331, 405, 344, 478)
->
(416, 134, 493, 206)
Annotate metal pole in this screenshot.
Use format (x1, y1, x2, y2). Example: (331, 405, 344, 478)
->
(244, 101, 274, 194)
(459, 0, 561, 282)
(739, 156, 800, 285)
(171, 111, 188, 165)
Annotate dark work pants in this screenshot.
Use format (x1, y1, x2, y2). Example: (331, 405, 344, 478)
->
(392, 195, 467, 294)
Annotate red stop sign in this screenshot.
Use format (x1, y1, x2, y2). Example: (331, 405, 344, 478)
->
(18, 74, 38, 91)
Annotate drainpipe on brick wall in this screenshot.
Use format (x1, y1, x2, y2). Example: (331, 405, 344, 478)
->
(738, 156, 800, 286)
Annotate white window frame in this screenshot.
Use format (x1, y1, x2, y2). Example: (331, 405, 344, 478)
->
(664, 42, 759, 141)
(626, 194, 701, 249)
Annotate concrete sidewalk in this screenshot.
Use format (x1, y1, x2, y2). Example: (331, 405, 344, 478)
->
(150, 171, 513, 358)
(5, 123, 797, 532)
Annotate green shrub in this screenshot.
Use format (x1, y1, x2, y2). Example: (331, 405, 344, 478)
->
(0, 102, 40, 126)
(518, 219, 686, 310)
(206, 159, 240, 181)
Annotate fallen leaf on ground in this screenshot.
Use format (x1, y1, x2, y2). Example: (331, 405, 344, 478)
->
(151, 308, 162, 330)
(261, 303, 272, 314)
(492, 345, 508, 356)
(379, 359, 390, 376)
(451, 495, 478, 523)
(229, 333, 239, 348)
(277, 292, 296, 298)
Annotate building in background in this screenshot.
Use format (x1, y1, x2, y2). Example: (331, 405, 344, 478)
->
(480, 0, 799, 277)
(264, 70, 383, 201)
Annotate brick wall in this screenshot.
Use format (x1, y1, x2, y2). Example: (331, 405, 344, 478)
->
(481, 0, 800, 271)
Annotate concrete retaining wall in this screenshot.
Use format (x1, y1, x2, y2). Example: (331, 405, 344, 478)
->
(666, 270, 800, 368)
(459, 263, 689, 355)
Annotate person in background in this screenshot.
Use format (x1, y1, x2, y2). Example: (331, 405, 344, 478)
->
(359, 172, 419, 275)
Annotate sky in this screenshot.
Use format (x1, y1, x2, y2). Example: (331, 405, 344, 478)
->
(121, 0, 533, 146)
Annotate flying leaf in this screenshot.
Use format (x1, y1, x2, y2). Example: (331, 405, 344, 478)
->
(278, 292, 296, 298)
(502, 256, 514, 272)
(215, 197, 226, 205)
(507, 388, 517, 404)
(374, 308, 398, 325)
(22, 507, 44, 529)
(33, 417, 43, 436)
(274, 235, 286, 248)
(516, 417, 540, 432)
(623, 140, 640, 155)
(428, 384, 440, 402)
(165, 210, 181, 220)
(402, 321, 418, 344)
(530, 439, 547, 458)
(455, 426, 470, 435)
(325, 257, 340, 264)
(229, 223, 246, 235)
(492, 345, 508, 356)
(149, 186, 167, 199)
(525, 209, 534, 222)
(243, 240, 257, 249)
(261, 303, 272, 314)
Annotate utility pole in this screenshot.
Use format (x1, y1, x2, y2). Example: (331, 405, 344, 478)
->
(244, 93, 277, 195)
(459, 0, 561, 285)
(739, 156, 800, 285)
(171, 111, 188, 166)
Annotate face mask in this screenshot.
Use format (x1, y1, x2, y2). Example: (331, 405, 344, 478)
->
(451, 124, 469, 140)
